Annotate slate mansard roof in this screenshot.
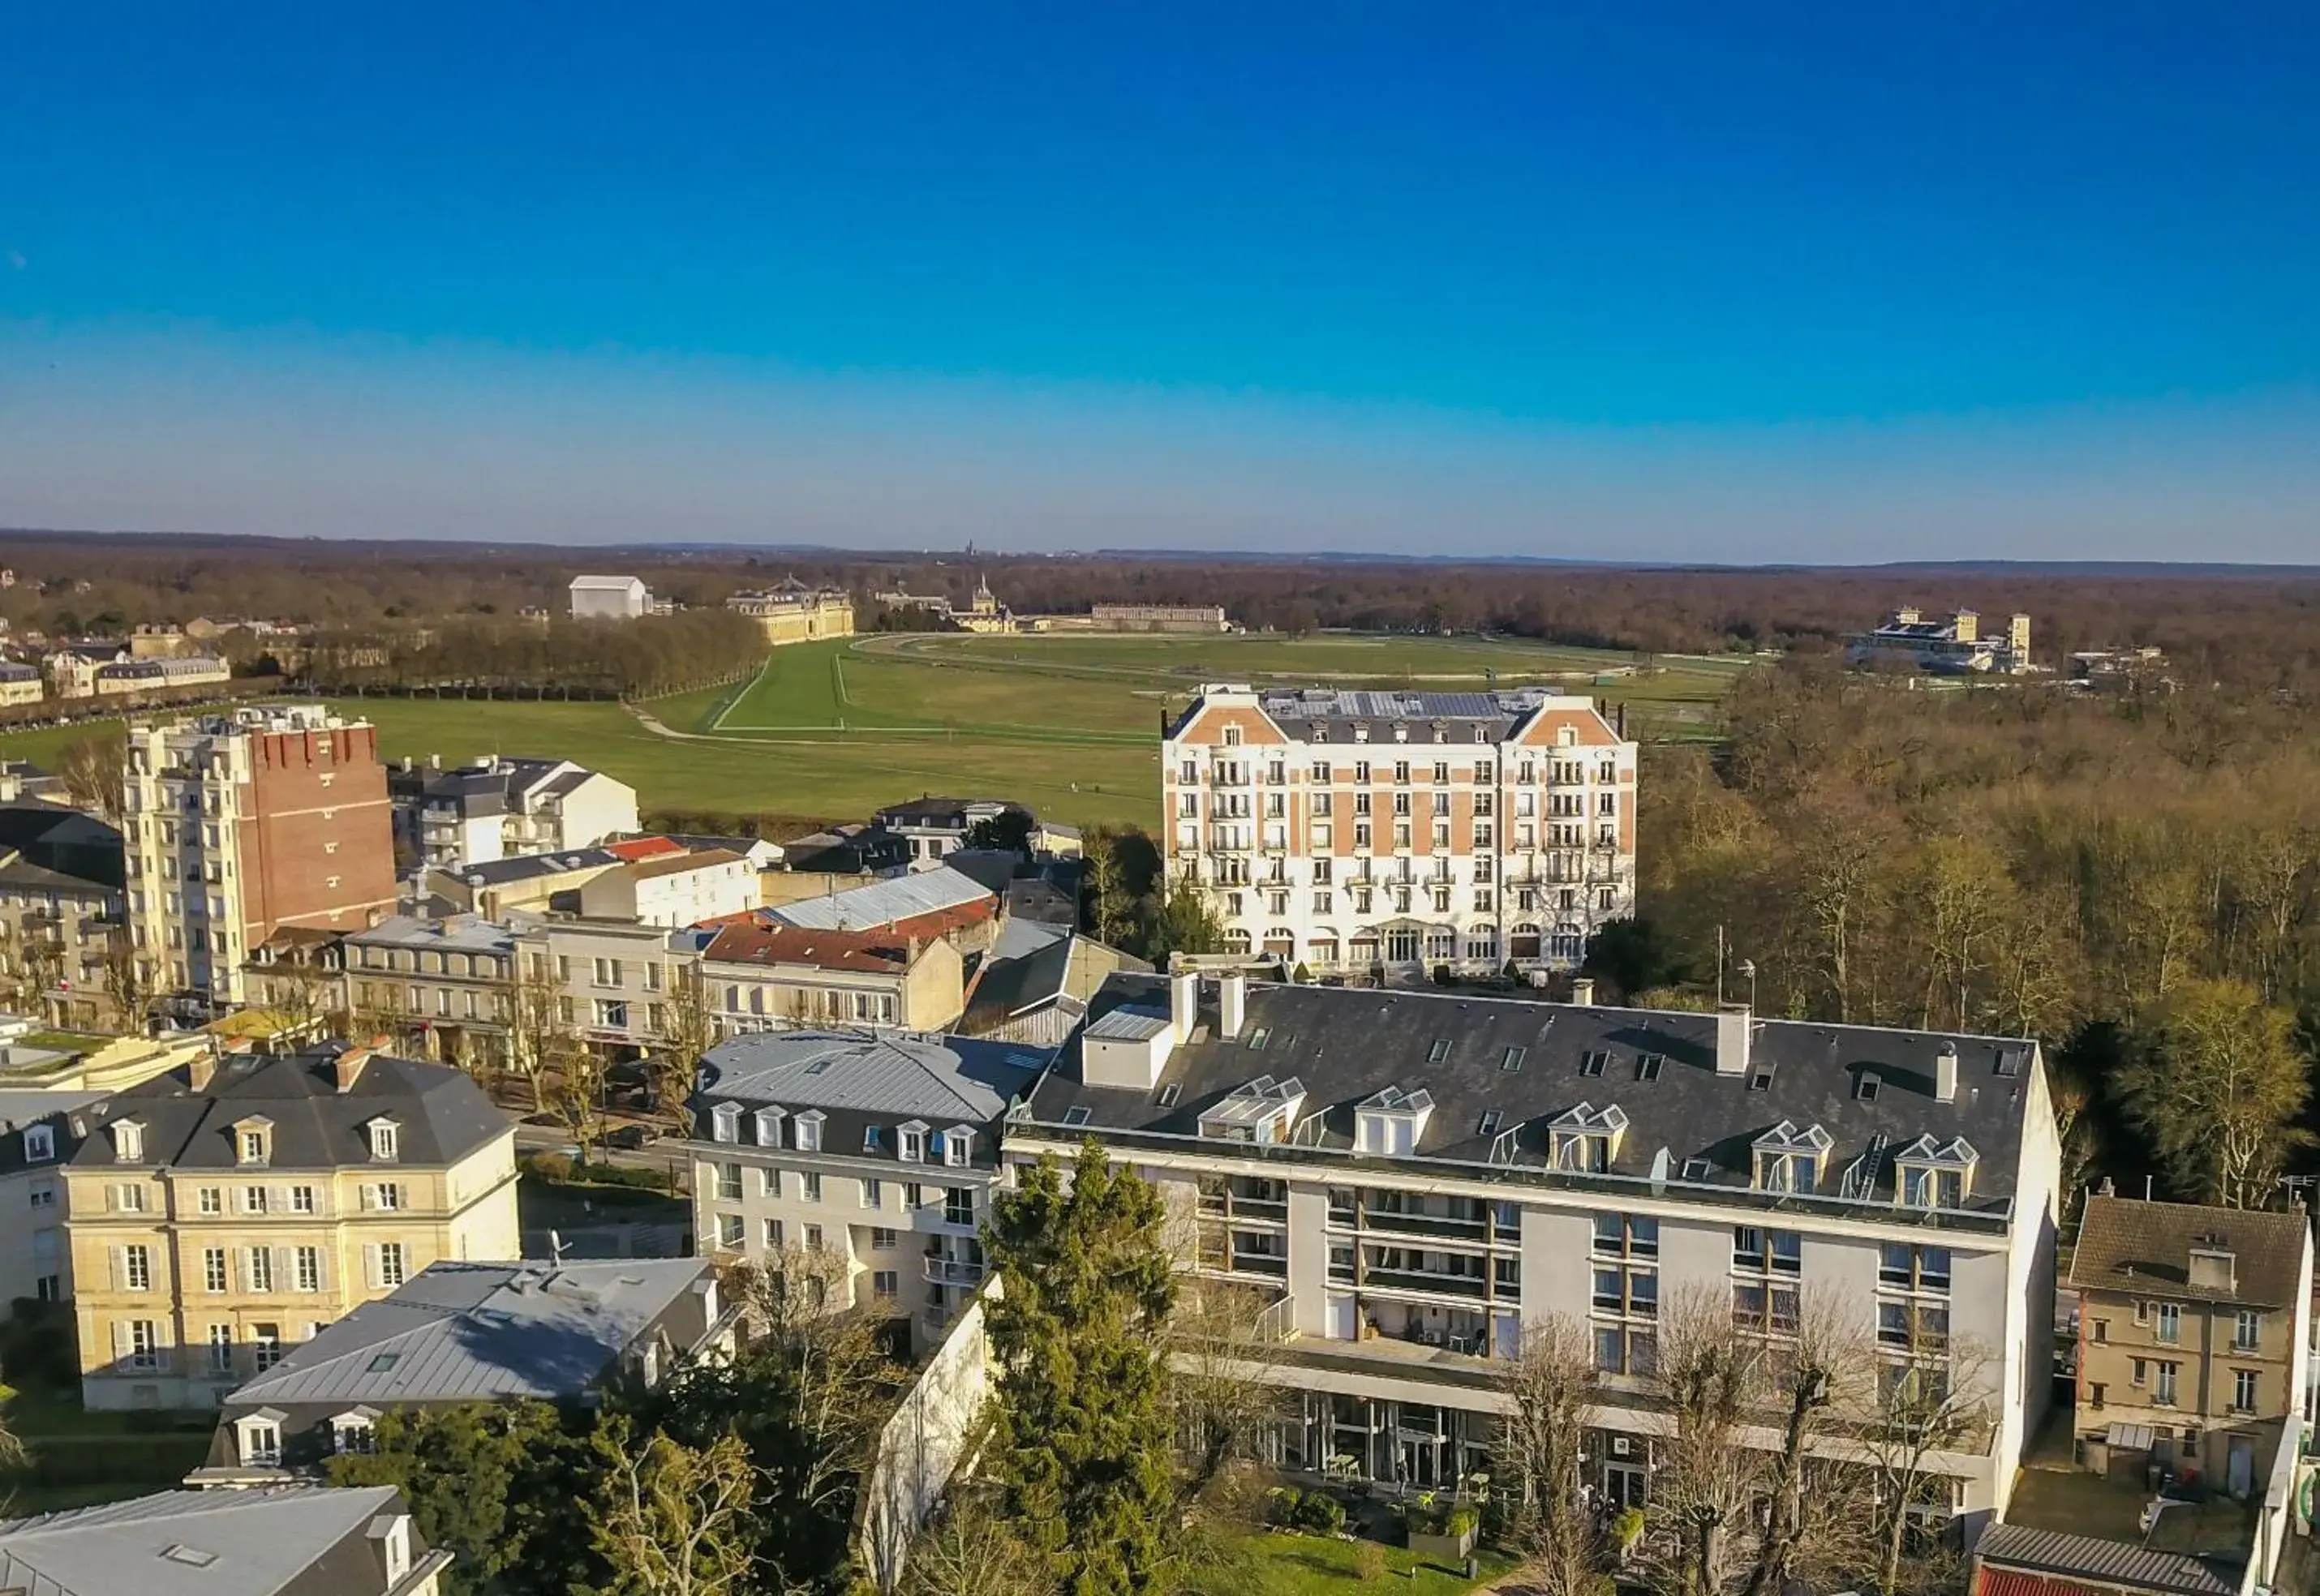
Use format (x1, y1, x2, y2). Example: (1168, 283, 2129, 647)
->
(68, 1045, 512, 1173)
(0, 1483, 420, 1596)
(1027, 976, 2040, 1225)
(1166, 685, 1618, 746)
(695, 1030, 1049, 1166)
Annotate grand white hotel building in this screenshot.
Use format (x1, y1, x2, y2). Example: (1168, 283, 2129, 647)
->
(1160, 684, 1638, 976)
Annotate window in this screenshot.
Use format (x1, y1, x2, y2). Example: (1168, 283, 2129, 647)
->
(945, 1188, 976, 1226)
(290, 1186, 316, 1214)
(238, 1127, 269, 1165)
(246, 1247, 275, 1294)
(363, 1182, 402, 1212)
(1499, 1046, 1526, 1073)
(204, 1247, 227, 1293)
(715, 1163, 742, 1201)
(761, 1217, 784, 1249)
(294, 1246, 321, 1293)
(22, 1124, 52, 1162)
(900, 1126, 927, 1163)
(1878, 1244, 1951, 1294)
(796, 1113, 824, 1154)
(904, 1182, 925, 1209)
(717, 1213, 745, 1248)
(2090, 1319, 2109, 1344)
(208, 1324, 234, 1372)
(753, 1108, 783, 1148)
(197, 1186, 222, 1216)
(2233, 1369, 2259, 1412)
(870, 1227, 897, 1249)
(2155, 1361, 2180, 1406)
(804, 1224, 824, 1251)
(239, 1416, 281, 1465)
(801, 1173, 823, 1203)
(2235, 1310, 2260, 1352)
(376, 1243, 406, 1288)
(253, 1324, 283, 1371)
(873, 1270, 899, 1300)
(1736, 1281, 1802, 1338)
(125, 1318, 162, 1371)
(1592, 1213, 1659, 1259)
(944, 1127, 973, 1166)
(333, 1414, 376, 1455)
(758, 1167, 781, 1198)
(2155, 1303, 2181, 1345)
(123, 1245, 153, 1292)
(112, 1120, 144, 1162)
(1733, 1227, 1802, 1275)
(860, 1177, 884, 1208)
(242, 1185, 269, 1215)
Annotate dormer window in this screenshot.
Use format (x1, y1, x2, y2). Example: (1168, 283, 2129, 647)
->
(1352, 1084, 1433, 1155)
(899, 1122, 929, 1163)
(112, 1119, 145, 1164)
(23, 1124, 54, 1163)
(1751, 1121, 1833, 1193)
(236, 1410, 286, 1467)
(710, 1103, 740, 1143)
(752, 1107, 784, 1148)
(367, 1118, 400, 1163)
(944, 1126, 974, 1167)
(1893, 1135, 1978, 1210)
(794, 1111, 824, 1153)
(235, 1118, 273, 1166)
(1202, 1076, 1308, 1146)
(332, 1407, 380, 1455)
(1547, 1102, 1628, 1171)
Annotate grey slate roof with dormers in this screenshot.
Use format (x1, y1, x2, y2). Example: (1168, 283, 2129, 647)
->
(1027, 976, 2039, 1224)
(694, 1030, 1047, 1169)
(0, 1483, 420, 1596)
(67, 1045, 511, 1173)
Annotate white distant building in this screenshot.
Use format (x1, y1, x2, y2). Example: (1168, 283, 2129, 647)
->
(568, 575, 651, 621)
(577, 849, 759, 928)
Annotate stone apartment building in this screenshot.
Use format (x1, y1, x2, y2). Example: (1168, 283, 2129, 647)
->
(700, 920, 966, 1035)
(122, 706, 398, 1015)
(577, 848, 758, 928)
(1012, 970, 2061, 1534)
(515, 916, 698, 1060)
(689, 1029, 1044, 1353)
(1161, 684, 1637, 978)
(63, 1041, 518, 1409)
(2067, 1193, 2314, 1498)
(337, 916, 520, 1066)
(389, 754, 639, 869)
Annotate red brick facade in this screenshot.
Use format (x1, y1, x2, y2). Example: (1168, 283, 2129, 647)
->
(237, 721, 397, 940)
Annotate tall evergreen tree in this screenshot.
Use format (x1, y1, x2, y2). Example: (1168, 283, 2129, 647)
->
(984, 1141, 1179, 1596)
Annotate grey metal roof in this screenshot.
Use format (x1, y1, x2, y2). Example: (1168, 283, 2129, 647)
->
(0, 1483, 408, 1596)
(69, 1045, 511, 1173)
(699, 1030, 1045, 1125)
(224, 1259, 711, 1409)
(342, 915, 516, 955)
(771, 865, 995, 929)
(455, 847, 617, 887)
(1084, 1006, 1171, 1041)
(1032, 976, 2039, 1217)
(1974, 1521, 2241, 1595)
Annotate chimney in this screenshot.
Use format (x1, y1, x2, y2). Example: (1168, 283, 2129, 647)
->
(187, 1048, 218, 1092)
(2188, 1243, 2237, 1295)
(1571, 977, 1596, 1007)
(427, 752, 440, 770)
(333, 1045, 376, 1094)
(1934, 1043, 1959, 1105)
(1170, 967, 1199, 1043)
(1219, 970, 1247, 1041)
(1714, 1004, 1751, 1076)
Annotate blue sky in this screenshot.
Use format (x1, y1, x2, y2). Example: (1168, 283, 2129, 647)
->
(2, 3, 2316, 560)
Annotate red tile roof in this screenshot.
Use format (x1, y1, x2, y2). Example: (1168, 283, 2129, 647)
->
(702, 920, 920, 975)
(605, 836, 685, 862)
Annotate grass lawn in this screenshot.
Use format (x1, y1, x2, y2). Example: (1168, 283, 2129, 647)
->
(1188, 1530, 1519, 1596)
(0, 631, 1751, 833)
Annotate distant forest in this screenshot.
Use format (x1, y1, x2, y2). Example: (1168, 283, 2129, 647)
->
(5, 529, 2318, 692)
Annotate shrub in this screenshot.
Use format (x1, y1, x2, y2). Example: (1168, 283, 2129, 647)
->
(1445, 1505, 1480, 1538)
(1294, 1491, 1347, 1536)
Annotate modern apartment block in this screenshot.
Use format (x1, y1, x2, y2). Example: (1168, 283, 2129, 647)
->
(2066, 1194, 2313, 1496)
(1161, 684, 1637, 977)
(63, 1041, 519, 1409)
(122, 706, 397, 1014)
(689, 1029, 1044, 1353)
(1012, 970, 2061, 1531)
(389, 754, 639, 869)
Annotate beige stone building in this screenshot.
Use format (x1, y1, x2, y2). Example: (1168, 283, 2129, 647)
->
(701, 920, 965, 1035)
(2069, 1194, 2313, 1497)
(726, 579, 855, 646)
(1162, 684, 1637, 977)
(63, 1042, 518, 1409)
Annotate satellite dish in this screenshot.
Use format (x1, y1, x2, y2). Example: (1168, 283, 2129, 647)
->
(1648, 1147, 1670, 1197)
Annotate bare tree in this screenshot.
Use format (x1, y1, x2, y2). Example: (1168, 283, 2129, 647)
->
(1166, 1277, 1290, 1499)
(900, 1484, 1051, 1596)
(1493, 1314, 1602, 1596)
(586, 1414, 757, 1596)
(56, 735, 127, 825)
(1860, 1336, 1995, 1596)
(99, 931, 157, 1034)
(548, 1040, 611, 1163)
(503, 954, 569, 1113)
(653, 961, 719, 1134)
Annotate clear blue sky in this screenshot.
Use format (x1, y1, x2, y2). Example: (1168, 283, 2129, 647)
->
(3, 2, 2316, 560)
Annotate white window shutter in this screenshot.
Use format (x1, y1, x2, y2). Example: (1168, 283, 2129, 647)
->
(109, 1246, 123, 1291)
(111, 1320, 130, 1362)
(360, 1183, 377, 1212)
(364, 1243, 381, 1289)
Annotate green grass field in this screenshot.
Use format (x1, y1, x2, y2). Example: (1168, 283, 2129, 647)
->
(0, 633, 1751, 831)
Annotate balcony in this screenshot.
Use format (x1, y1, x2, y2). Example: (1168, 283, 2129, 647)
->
(923, 1255, 986, 1286)
(1360, 1266, 1490, 1301)
(1361, 1208, 1489, 1242)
